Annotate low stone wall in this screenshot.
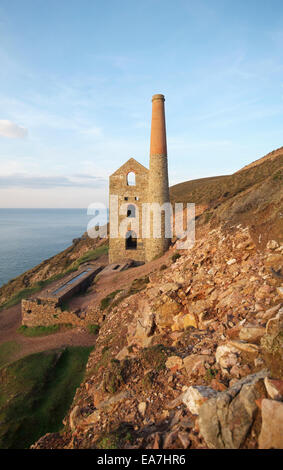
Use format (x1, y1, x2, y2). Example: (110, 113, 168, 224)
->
(22, 298, 101, 328)
(21, 264, 104, 328)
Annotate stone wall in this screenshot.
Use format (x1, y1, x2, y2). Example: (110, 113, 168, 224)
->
(109, 157, 149, 264)
(21, 265, 104, 327)
(108, 94, 170, 264)
(22, 298, 101, 327)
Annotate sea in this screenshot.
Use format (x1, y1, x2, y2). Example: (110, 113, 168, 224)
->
(0, 208, 108, 288)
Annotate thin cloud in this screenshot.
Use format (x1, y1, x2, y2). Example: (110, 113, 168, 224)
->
(0, 120, 28, 139)
(0, 173, 107, 189)
(80, 126, 103, 137)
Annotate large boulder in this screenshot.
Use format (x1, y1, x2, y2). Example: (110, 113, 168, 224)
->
(198, 370, 268, 449)
(155, 298, 181, 329)
(261, 308, 283, 378)
(127, 299, 156, 348)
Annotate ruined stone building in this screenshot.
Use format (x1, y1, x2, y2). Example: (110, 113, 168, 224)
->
(109, 94, 170, 263)
(109, 94, 170, 264)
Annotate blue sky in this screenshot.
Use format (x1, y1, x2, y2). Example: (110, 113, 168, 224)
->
(0, 0, 283, 208)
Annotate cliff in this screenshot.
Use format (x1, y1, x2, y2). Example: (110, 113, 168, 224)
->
(32, 222, 283, 450)
(31, 147, 282, 450)
(0, 146, 282, 449)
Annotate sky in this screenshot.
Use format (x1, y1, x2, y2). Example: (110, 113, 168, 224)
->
(0, 0, 283, 208)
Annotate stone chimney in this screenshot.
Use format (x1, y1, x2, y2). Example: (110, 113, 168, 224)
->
(146, 94, 170, 261)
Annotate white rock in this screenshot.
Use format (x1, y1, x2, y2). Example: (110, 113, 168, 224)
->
(138, 402, 147, 417)
(227, 259, 237, 265)
(215, 344, 239, 373)
(266, 240, 279, 250)
(182, 386, 218, 415)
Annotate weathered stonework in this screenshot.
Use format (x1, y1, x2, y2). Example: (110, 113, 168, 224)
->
(22, 298, 98, 327)
(109, 158, 149, 264)
(21, 260, 138, 327)
(109, 94, 170, 264)
(21, 265, 102, 327)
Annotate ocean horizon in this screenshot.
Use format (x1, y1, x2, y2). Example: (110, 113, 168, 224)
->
(0, 208, 108, 288)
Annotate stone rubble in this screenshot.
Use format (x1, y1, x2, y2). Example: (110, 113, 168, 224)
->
(31, 225, 283, 449)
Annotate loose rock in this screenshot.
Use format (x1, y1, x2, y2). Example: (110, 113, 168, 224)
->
(258, 399, 283, 449)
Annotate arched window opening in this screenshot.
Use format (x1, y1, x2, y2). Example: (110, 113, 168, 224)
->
(127, 204, 136, 218)
(127, 172, 136, 186)
(125, 231, 137, 250)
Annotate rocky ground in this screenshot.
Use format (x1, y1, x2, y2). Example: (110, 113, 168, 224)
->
(0, 146, 281, 450)
(32, 224, 283, 449)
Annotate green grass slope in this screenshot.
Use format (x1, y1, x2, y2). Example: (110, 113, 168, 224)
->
(0, 346, 93, 449)
(0, 342, 22, 369)
(170, 149, 283, 207)
(170, 148, 283, 245)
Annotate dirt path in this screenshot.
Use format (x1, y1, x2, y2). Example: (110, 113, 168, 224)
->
(68, 250, 171, 311)
(0, 249, 172, 365)
(0, 304, 96, 364)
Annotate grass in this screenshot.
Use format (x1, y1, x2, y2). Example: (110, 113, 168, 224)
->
(142, 371, 155, 391)
(95, 423, 134, 449)
(0, 341, 21, 369)
(92, 346, 111, 374)
(0, 346, 93, 449)
(60, 300, 70, 312)
(0, 285, 47, 311)
(17, 324, 73, 337)
(170, 153, 283, 207)
(0, 274, 66, 311)
(272, 169, 283, 181)
(171, 252, 181, 263)
(86, 344, 116, 379)
(0, 245, 108, 311)
(140, 344, 170, 372)
(100, 290, 122, 311)
(66, 245, 109, 272)
(102, 358, 127, 394)
(205, 367, 218, 382)
(87, 324, 100, 335)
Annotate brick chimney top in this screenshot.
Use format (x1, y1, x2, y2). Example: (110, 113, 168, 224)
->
(152, 94, 165, 102)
